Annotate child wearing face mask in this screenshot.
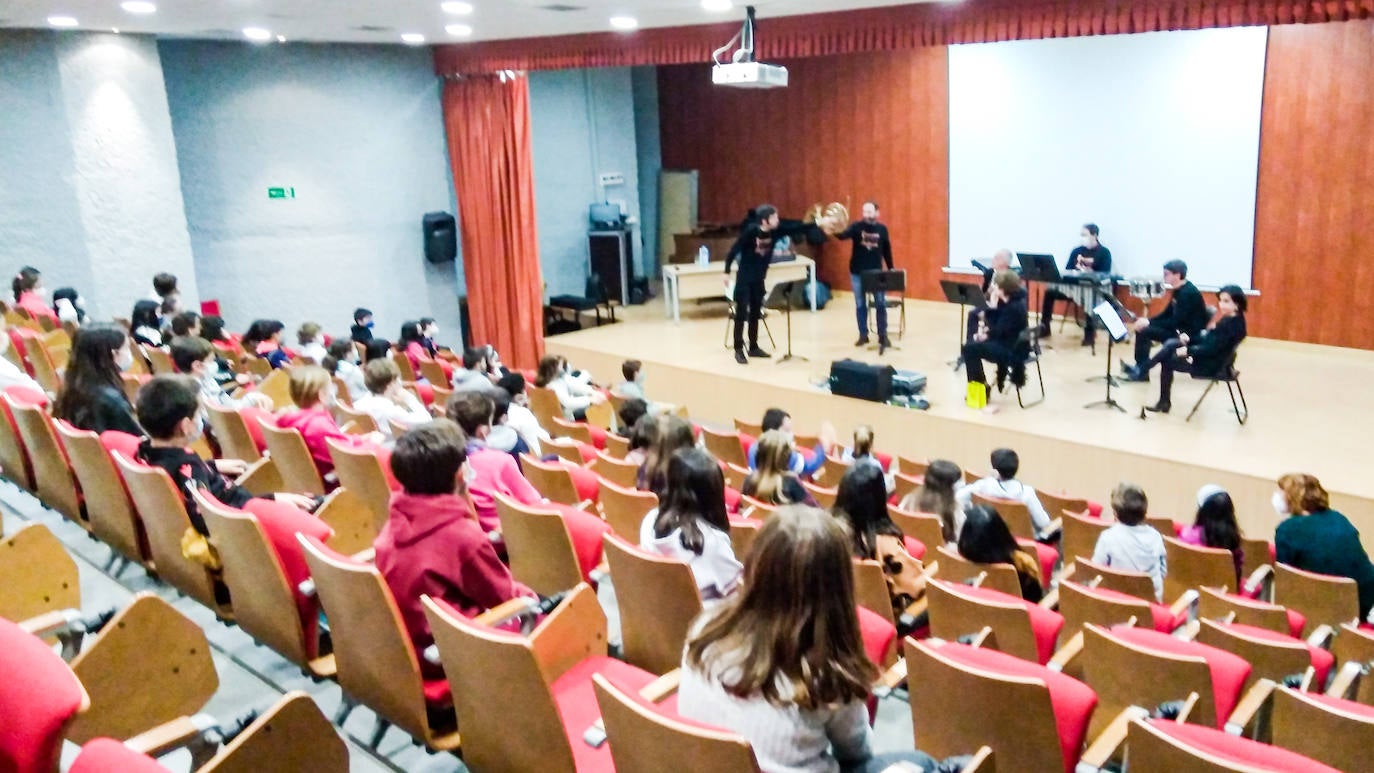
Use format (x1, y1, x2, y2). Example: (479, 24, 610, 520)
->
(274, 365, 385, 481)
(296, 322, 329, 365)
(399, 319, 455, 383)
(326, 338, 368, 402)
(170, 336, 273, 411)
(12, 266, 58, 324)
(134, 376, 317, 537)
(52, 287, 87, 326)
(350, 307, 375, 345)
(51, 325, 143, 435)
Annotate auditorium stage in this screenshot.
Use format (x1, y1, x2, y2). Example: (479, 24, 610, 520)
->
(545, 292, 1374, 543)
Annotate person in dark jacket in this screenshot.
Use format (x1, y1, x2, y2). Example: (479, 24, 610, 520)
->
(832, 201, 895, 352)
(350, 307, 374, 345)
(1124, 259, 1209, 381)
(51, 325, 143, 436)
(724, 204, 819, 364)
(962, 270, 1030, 405)
(1274, 473, 1374, 619)
(1140, 285, 1248, 413)
(1039, 223, 1112, 343)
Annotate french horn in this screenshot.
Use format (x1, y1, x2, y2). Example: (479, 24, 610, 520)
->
(805, 201, 850, 235)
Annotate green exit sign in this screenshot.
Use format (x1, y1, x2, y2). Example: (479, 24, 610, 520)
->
(267, 186, 296, 199)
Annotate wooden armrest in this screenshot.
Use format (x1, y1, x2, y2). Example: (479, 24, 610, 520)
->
(18, 609, 80, 637)
(1039, 585, 1060, 610)
(1326, 661, 1364, 700)
(234, 456, 283, 496)
(876, 658, 908, 693)
(578, 499, 595, 511)
(1177, 619, 1201, 641)
(1048, 631, 1084, 673)
(349, 547, 375, 564)
(1174, 691, 1200, 723)
(124, 714, 218, 757)
(965, 626, 994, 649)
(1058, 562, 1077, 582)
(1044, 517, 1063, 537)
(1168, 588, 1199, 618)
(588, 560, 610, 585)
(1306, 624, 1335, 650)
(474, 597, 540, 628)
(958, 746, 994, 773)
(1077, 707, 1149, 769)
(1225, 679, 1276, 735)
(920, 560, 940, 579)
(639, 669, 681, 703)
(1242, 564, 1273, 598)
(969, 571, 988, 588)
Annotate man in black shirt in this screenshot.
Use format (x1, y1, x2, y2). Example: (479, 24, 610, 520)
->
(724, 204, 815, 364)
(1038, 223, 1112, 345)
(833, 201, 896, 353)
(1122, 259, 1210, 382)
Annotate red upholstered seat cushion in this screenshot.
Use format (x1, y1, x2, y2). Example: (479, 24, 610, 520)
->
(1084, 584, 1187, 632)
(737, 432, 755, 458)
(98, 430, 143, 462)
(1108, 627, 1251, 726)
(413, 383, 435, 406)
(240, 498, 335, 659)
(904, 536, 927, 561)
(874, 452, 893, 472)
(1223, 622, 1335, 685)
(1302, 691, 1374, 720)
(551, 503, 611, 582)
(69, 738, 167, 773)
(373, 448, 402, 491)
(956, 584, 1065, 665)
(566, 464, 600, 503)
(1144, 719, 1340, 772)
(238, 406, 273, 452)
(423, 677, 452, 705)
(937, 642, 1098, 772)
(724, 486, 741, 514)
(5, 384, 47, 408)
(1018, 539, 1058, 587)
(575, 442, 598, 464)
(857, 605, 897, 667)
(551, 656, 659, 773)
(0, 617, 87, 773)
(583, 425, 607, 451)
(1085, 501, 1103, 519)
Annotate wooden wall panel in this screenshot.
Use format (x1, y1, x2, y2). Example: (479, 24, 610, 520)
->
(1252, 21, 1374, 348)
(658, 49, 950, 298)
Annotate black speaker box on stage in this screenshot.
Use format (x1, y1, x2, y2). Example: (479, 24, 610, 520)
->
(423, 212, 457, 264)
(829, 359, 895, 403)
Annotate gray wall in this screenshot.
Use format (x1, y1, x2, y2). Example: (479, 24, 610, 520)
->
(631, 66, 663, 279)
(159, 40, 461, 340)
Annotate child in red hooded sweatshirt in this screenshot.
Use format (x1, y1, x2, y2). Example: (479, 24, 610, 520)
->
(373, 419, 535, 679)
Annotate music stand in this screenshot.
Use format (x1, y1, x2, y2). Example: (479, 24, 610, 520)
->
(1085, 300, 1129, 412)
(860, 269, 906, 352)
(1018, 253, 1060, 330)
(940, 280, 986, 370)
(764, 280, 806, 363)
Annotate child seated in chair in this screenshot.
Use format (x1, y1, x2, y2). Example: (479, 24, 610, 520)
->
(274, 366, 384, 478)
(956, 448, 1055, 541)
(1092, 482, 1168, 601)
(374, 419, 536, 679)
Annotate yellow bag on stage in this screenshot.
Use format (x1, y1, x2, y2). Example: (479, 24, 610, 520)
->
(965, 382, 988, 409)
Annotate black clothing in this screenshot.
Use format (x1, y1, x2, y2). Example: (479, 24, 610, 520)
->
(1134, 281, 1209, 366)
(964, 289, 1029, 386)
(732, 278, 768, 351)
(1066, 244, 1112, 274)
(836, 220, 894, 275)
(136, 440, 258, 535)
(350, 323, 374, 345)
(724, 220, 815, 280)
(1153, 315, 1247, 405)
(61, 384, 143, 436)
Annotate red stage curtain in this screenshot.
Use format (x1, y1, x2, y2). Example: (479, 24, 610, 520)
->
(434, 0, 1373, 74)
(440, 74, 544, 369)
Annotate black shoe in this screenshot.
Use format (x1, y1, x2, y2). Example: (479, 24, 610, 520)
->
(1119, 360, 1148, 382)
(878, 338, 890, 355)
(855, 336, 870, 347)
(1037, 324, 1051, 337)
(734, 349, 748, 364)
(747, 347, 771, 358)
(1145, 401, 1171, 414)
(1081, 335, 1096, 347)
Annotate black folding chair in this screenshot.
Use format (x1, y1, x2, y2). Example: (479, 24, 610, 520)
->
(1015, 327, 1045, 409)
(1186, 348, 1247, 425)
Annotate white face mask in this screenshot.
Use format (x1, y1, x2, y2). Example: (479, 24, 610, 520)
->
(0, 332, 9, 355)
(1081, 236, 1095, 248)
(204, 358, 221, 379)
(187, 414, 205, 443)
(116, 348, 134, 371)
(1272, 490, 1290, 516)
(461, 462, 475, 485)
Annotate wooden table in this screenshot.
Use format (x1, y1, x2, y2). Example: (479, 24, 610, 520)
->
(661, 258, 816, 322)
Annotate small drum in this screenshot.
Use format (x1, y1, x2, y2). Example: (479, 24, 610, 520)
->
(1129, 277, 1166, 301)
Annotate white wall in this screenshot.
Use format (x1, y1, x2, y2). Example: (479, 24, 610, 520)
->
(948, 27, 1268, 288)
(159, 41, 461, 341)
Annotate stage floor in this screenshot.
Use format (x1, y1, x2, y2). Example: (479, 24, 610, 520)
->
(546, 291, 1374, 528)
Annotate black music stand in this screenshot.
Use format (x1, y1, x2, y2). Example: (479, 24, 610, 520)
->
(1085, 300, 1130, 412)
(1018, 253, 1060, 330)
(860, 269, 906, 352)
(940, 280, 986, 370)
(764, 280, 806, 363)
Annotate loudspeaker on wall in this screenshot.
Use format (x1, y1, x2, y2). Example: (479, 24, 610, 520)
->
(423, 211, 457, 264)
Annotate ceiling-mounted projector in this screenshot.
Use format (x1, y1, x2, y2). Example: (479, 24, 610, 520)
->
(710, 5, 788, 89)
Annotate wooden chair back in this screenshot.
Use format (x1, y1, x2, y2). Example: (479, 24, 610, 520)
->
(802, 480, 837, 509)
(9, 397, 82, 525)
(972, 492, 1036, 541)
(1274, 563, 1360, 636)
(906, 638, 1068, 772)
(1058, 580, 1156, 641)
(593, 673, 762, 773)
(584, 399, 615, 431)
(598, 480, 657, 540)
(892, 471, 922, 503)
(417, 359, 450, 388)
(203, 403, 262, 463)
(145, 347, 176, 375)
(330, 377, 353, 408)
(1195, 619, 1311, 691)
(258, 420, 325, 496)
(934, 544, 1023, 598)
(1146, 515, 1178, 538)
(1240, 537, 1272, 581)
(604, 433, 629, 459)
(198, 691, 349, 773)
(700, 426, 747, 467)
(242, 356, 272, 380)
(526, 384, 563, 430)
(818, 455, 852, 487)
(1123, 718, 1252, 772)
(1332, 622, 1374, 675)
(1038, 491, 1088, 520)
(119, 373, 143, 403)
(732, 417, 762, 438)
(519, 453, 583, 506)
(551, 417, 594, 444)
(1271, 686, 1374, 773)
(927, 578, 1041, 663)
(421, 586, 606, 773)
(729, 518, 762, 562)
(25, 336, 63, 394)
(896, 455, 929, 477)
(543, 437, 586, 466)
(297, 535, 451, 748)
(1196, 587, 1290, 635)
(55, 422, 146, 567)
(1074, 557, 1158, 602)
(1061, 510, 1111, 570)
(1165, 536, 1238, 601)
(0, 393, 35, 491)
(115, 453, 227, 614)
(0, 523, 79, 623)
(888, 506, 948, 554)
(853, 559, 897, 629)
(495, 493, 583, 596)
(255, 368, 294, 409)
(792, 432, 820, 453)
(592, 451, 639, 489)
(332, 403, 379, 435)
(603, 534, 703, 674)
(326, 438, 392, 533)
(389, 350, 417, 382)
(66, 594, 218, 745)
(1082, 624, 1217, 736)
(723, 462, 750, 492)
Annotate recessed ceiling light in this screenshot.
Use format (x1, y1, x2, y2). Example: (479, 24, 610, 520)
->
(701, 0, 733, 11)
(401, 32, 426, 44)
(445, 24, 473, 37)
(441, 1, 474, 14)
(609, 15, 638, 30)
(47, 15, 79, 28)
(111, 27, 120, 33)
(242, 26, 272, 42)
(120, 1, 157, 14)
(276, 34, 286, 43)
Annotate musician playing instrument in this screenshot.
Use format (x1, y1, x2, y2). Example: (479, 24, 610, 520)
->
(1121, 259, 1209, 383)
(832, 201, 894, 353)
(1137, 284, 1248, 413)
(962, 270, 1030, 412)
(724, 204, 819, 365)
(1038, 223, 1113, 345)
(964, 248, 1015, 343)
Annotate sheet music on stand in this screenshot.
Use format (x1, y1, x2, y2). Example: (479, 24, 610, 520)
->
(1093, 300, 1129, 342)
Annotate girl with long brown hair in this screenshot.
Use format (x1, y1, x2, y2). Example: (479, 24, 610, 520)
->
(741, 430, 817, 506)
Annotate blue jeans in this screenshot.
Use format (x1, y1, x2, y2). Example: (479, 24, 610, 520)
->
(851, 273, 887, 340)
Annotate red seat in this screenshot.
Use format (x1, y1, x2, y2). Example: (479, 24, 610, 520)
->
(1223, 622, 1335, 685)
(1142, 718, 1340, 772)
(552, 656, 660, 772)
(0, 617, 88, 773)
(857, 605, 897, 667)
(583, 424, 608, 451)
(1018, 538, 1058, 586)
(723, 486, 741, 513)
(238, 406, 273, 452)
(566, 463, 600, 503)
(5, 384, 47, 408)
(1301, 691, 1374, 719)
(1109, 627, 1250, 727)
(548, 503, 612, 583)
(737, 432, 755, 458)
(422, 677, 453, 705)
(938, 642, 1097, 772)
(240, 498, 334, 658)
(873, 451, 893, 472)
(69, 737, 166, 773)
(955, 583, 1065, 665)
(98, 430, 142, 461)
(904, 535, 927, 561)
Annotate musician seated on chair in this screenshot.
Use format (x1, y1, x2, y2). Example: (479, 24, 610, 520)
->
(1038, 223, 1112, 345)
(1135, 285, 1248, 415)
(1121, 259, 1210, 383)
(962, 270, 1029, 407)
(966, 247, 1015, 342)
